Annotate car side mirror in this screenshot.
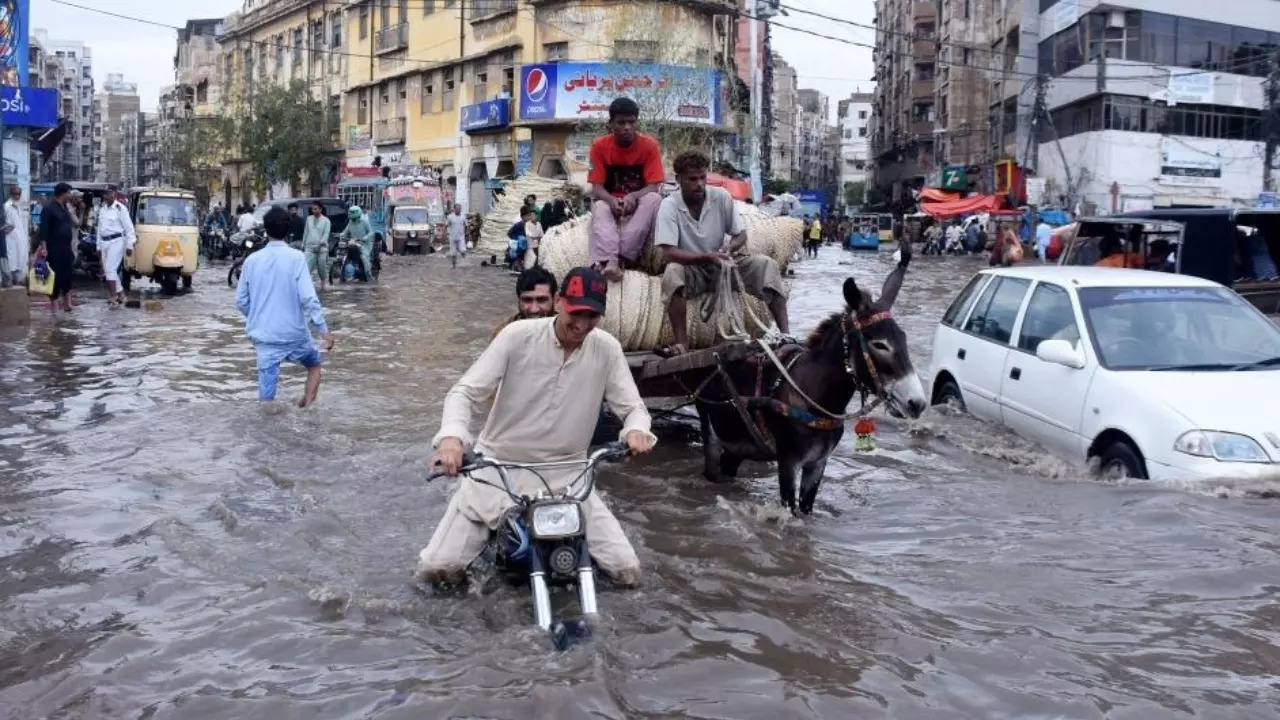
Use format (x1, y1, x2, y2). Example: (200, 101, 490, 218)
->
(1036, 339, 1085, 369)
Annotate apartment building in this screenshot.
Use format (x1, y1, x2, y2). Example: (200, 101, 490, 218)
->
(94, 73, 141, 185)
(794, 88, 831, 192)
(871, 0, 939, 205)
(769, 52, 797, 183)
(218, 0, 348, 204)
(31, 30, 95, 182)
(933, 0, 989, 184)
(837, 91, 874, 199)
(1035, 0, 1280, 211)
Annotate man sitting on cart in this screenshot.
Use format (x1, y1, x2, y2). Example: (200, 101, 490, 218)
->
(587, 97, 665, 283)
(656, 150, 790, 357)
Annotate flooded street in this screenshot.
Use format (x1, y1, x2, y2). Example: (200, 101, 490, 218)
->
(1, 248, 1278, 719)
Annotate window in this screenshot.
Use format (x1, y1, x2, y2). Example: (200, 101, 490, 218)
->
(330, 11, 343, 48)
(443, 66, 455, 110)
(359, 5, 369, 40)
(544, 42, 569, 62)
(858, 127, 867, 137)
(292, 27, 303, 65)
(965, 277, 1030, 344)
(1017, 283, 1080, 353)
(357, 89, 368, 124)
(423, 0, 435, 15)
(943, 274, 989, 328)
(398, 0, 408, 23)
(421, 71, 436, 113)
(1139, 12, 1176, 66)
(858, 110, 867, 119)
(379, 0, 391, 29)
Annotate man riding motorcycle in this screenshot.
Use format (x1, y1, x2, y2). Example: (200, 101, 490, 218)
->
(421, 266, 656, 587)
(340, 206, 376, 281)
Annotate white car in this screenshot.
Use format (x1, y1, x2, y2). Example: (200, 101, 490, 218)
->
(928, 266, 1280, 481)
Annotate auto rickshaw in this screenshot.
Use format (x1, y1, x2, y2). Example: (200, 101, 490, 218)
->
(121, 187, 200, 295)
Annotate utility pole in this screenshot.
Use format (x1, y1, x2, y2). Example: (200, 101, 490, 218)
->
(1264, 49, 1279, 193)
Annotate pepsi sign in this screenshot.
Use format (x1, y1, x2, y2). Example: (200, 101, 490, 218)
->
(520, 66, 555, 120)
(1, 86, 58, 129)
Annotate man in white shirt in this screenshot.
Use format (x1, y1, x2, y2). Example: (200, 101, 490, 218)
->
(421, 266, 656, 586)
(96, 186, 137, 305)
(2, 186, 27, 286)
(445, 203, 466, 269)
(236, 205, 258, 233)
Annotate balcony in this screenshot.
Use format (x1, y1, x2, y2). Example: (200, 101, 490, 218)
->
(374, 117, 406, 145)
(910, 120, 934, 138)
(912, 39, 937, 60)
(911, 1, 936, 22)
(375, 23, 408, 55)
(911, 79, 934, 100)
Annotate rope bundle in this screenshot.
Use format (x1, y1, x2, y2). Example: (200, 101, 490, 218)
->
(474, 176, 576, 256)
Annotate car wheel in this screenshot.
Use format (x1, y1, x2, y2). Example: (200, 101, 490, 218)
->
(1098, 441, 1147, 480)
(933, 378, 965, 411)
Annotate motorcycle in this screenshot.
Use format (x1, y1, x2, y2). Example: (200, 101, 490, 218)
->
(71, 228, 104, 280)
(202, 226, 231, 260)
(226, 228, 267, 287)
(328, 236, 380, 284)
(425, 442, 631, 651)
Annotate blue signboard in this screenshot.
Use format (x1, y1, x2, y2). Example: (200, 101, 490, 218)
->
(1, 0, 30, 88)
(518, 62, 724, 126)
(515, 140, 533, 177)
(1, 86, 58, 128)
(1259, 192, 1277, 208)
(460, 98, 510, 133)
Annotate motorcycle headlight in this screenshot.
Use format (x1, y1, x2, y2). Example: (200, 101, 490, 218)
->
(408, 231, 417, 238)
(1174, 431, 1272, 463)
(244, 241, 254, 249)
(529, 501, 583, 539)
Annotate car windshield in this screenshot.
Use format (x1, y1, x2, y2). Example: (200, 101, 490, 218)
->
(1079, 286, 1280, 370)
(393, 207, 429, 224)
(136, 196, 198, 226)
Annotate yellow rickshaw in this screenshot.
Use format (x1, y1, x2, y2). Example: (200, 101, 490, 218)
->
(121, 187, 200, 295)
(876, 213, 895, 243)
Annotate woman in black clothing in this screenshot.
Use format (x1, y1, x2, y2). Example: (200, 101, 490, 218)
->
(37, 182, 77, 311)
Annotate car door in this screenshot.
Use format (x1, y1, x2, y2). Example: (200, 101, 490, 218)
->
(952, 275, 1032, 422)
(999, 281, 1097, 460)
(931, 272, 992, 391)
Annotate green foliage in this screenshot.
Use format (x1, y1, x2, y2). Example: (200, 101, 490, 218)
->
(843, 180, 866, 208)
(222, 80, 329, 192)
(763, 177, 792, 195)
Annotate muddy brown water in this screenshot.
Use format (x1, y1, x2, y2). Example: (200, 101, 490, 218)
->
(1, 249, 1278, 719)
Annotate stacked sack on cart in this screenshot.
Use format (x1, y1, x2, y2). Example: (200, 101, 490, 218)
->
(539, 202, 803, 351)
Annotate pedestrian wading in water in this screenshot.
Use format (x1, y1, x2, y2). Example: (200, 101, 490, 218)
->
(236, 206, 335, 407)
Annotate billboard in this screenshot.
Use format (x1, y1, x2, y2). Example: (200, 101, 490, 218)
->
(1, 85, 57, 127)
(0, 0, 28, 87)
(460, 98, 510, 133)
(518, 62, 724, 126)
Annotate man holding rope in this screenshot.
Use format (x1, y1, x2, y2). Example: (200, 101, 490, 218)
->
(656, 150, 790, 357)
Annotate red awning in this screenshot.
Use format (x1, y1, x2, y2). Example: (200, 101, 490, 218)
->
(919, 194, 1006, 220)
(707, 172, 752, 201)
(918, 187, 961, 203)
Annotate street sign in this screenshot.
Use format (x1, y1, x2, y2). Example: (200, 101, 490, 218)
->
(939, 165, 966, 191)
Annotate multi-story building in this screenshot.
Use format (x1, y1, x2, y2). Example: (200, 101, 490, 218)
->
(871, 0, 939, 205)
(160, 19, 227, 198)
(837, 91, 874, 204)
(119, 111, 142, 186)
(794, 88, 831, 191)
(769, 52, 797, 183)
(1035, 0, 1280, 212)
(932, 0, 989, 182)
(984, 0, 1039, 178)
(217, 0, 348, 205)
(31, 30, 95, 181)
(94, 73, 141, 184)
(139, 111, 163, 187)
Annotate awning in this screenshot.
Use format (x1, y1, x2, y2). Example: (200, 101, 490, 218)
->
(918, 187, 961, 203)
(920, 194, 1006, 220)
(707, 172, 751, 201)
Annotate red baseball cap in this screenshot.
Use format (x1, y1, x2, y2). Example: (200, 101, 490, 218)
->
(560, 266, 608, 315)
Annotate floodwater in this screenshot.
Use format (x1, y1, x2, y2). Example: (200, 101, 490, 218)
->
(1, 248, 1278, 719)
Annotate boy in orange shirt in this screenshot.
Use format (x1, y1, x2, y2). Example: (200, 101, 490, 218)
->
(588, 97, 665, 282)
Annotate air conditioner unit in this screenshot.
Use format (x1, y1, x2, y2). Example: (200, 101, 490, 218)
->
(1107, 10, 1125, 29)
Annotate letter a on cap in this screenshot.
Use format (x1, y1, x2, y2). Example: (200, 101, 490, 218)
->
(565, 275, 584, 298)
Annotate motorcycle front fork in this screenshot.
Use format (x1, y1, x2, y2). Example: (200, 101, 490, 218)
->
(528, 539, 597, 631)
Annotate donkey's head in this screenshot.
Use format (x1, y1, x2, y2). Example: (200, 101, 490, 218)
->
(834, 254, 928, 419)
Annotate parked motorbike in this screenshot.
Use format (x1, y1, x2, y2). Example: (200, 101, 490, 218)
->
(71, 229, 105, 280)
(328, 237, 381, 283)
(425, 442, 631, 651)
(226, 228, 267, 287)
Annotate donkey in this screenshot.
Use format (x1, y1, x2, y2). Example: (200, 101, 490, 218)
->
(693, 250, 928, 515)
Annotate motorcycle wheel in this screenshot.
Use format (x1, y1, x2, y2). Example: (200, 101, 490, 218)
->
(228, 262, 243, 287)
(329, 260, 341, 284)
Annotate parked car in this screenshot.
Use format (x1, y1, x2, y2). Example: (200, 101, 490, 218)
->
(928, 266, 1280, 481)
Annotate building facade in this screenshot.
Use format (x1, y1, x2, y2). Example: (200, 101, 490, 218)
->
(837, 91, 874, 204)
(94, 73, 141, 185)
(1035, 0, 1280, 212)
(31, 30, 95, 181)
(871, 0, 939, 205)
(794, 88, 831, 192)
(769, 52, 797, 183)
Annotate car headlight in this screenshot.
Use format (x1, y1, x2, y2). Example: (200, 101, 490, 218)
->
(529, 501, 583, 539)
(1174, 431, 1272, 463)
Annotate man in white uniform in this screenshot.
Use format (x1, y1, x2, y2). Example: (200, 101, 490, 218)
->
(95, 186, 137, 305)
(421, 266, 656, 586)
(2, 186, 27, 285)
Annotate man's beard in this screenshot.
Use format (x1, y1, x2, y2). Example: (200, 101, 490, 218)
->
(520, 309, 553, 319)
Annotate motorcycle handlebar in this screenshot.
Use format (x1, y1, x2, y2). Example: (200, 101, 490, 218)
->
(423, 443, 630, 496)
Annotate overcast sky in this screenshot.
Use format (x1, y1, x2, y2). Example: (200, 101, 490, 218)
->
(31, 0, 873, 119)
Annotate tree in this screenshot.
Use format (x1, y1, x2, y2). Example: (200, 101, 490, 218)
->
(763, 177, 792, 195)
(223, 80, 329, 196)
(843, 180, 866, 208)
(157, 116, 228, 204)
